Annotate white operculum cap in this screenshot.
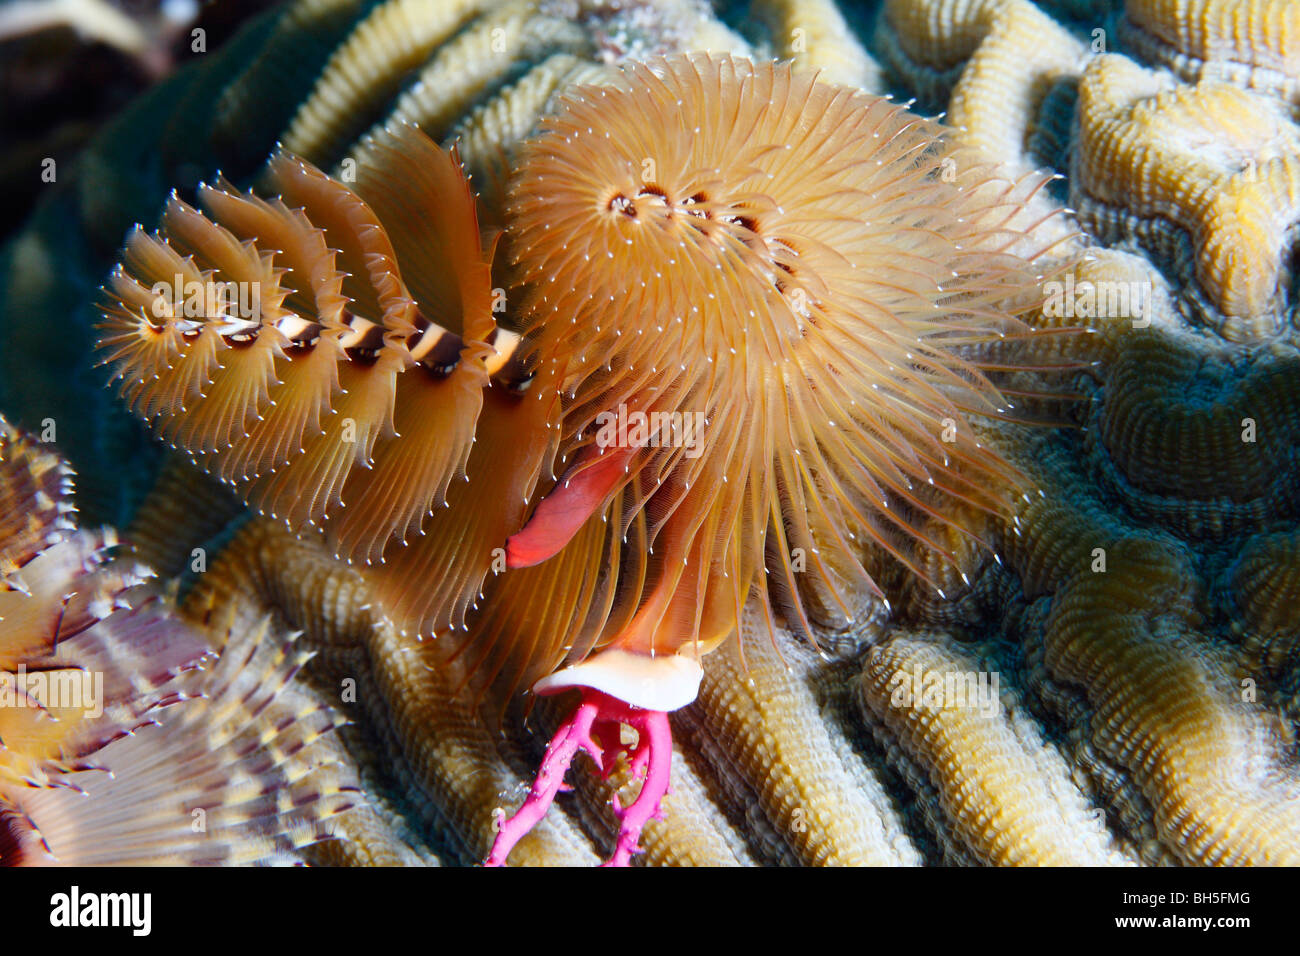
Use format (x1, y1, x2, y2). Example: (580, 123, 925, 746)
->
(532, 647, 703, 711)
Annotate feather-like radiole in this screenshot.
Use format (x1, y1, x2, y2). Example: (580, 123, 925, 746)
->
(97, 124, 543, 640)
(5, 617, 360, 866)
(503, 54, 1071, 670)
(0, 417, 358, 864)
(0, 416, 75, 600)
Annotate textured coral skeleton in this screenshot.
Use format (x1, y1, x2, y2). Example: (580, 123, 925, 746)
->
(1, 0, 1299, 866)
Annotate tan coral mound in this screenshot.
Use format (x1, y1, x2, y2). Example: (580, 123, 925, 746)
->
(856, 629, 1134, 865)
(1074, 53, 1300, 338)
(1124, 0, 1300, 94)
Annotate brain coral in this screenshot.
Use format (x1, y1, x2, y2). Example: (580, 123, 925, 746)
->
(0, 0, 1298, 867)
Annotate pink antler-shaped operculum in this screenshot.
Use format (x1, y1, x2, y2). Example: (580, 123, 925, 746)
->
(485, 688, 674, 867)
(602, 704, 671, 867)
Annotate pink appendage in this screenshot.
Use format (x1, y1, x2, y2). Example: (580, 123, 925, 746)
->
(485, 688, 673, 867)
